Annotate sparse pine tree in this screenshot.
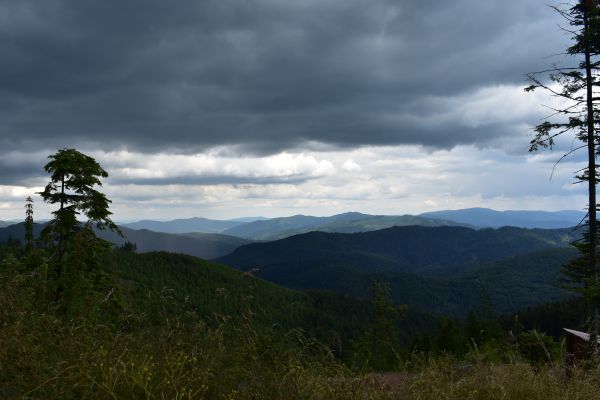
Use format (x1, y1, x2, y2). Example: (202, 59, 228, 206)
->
(39, 148, 121, 303)
(526, 0, 600, 356)
(24, 196, 34, 254)
(352, 280, 405, 370)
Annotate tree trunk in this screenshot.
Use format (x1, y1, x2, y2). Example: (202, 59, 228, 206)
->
(583, 5, 598, 356)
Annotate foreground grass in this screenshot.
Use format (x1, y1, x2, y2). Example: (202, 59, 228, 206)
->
(5, 316, 600, 400)
(1, 308, 394, 399)
(397, 360, 600, 400)
(0, 257, 389, 399)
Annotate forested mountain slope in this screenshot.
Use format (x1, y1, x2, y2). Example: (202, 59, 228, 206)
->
(217, 226, 577, 315)
(0, 223, 250, 260)
(101, 250, 437, 349)
(218, 225, 574, 274)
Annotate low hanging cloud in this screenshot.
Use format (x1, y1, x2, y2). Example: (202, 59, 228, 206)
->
(0, 144, 586, 220)
(0, 0, 570, 156)
(105, 151, 336, 184)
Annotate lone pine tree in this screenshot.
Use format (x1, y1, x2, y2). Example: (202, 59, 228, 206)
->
(24, 196, 34, 254)
(526, 0, 600, 355)
(39, 148, 120, 302)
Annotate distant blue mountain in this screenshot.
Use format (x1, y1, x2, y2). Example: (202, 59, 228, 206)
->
(228, 216, 270, 223)
(220, 212, 466, 240)
(0, 222, 250, 260)
(419, 207, 586, 229)
(98, 227, 251, 259)
(123, 217, 244, 234)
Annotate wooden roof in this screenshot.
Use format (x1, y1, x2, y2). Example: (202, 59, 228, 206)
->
(564, 328, 600, 343)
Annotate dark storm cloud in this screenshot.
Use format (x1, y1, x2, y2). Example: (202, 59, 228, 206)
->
(107, 175, 319, 186)
(0, 0, 568, 154)
(0, 151, 47, 185)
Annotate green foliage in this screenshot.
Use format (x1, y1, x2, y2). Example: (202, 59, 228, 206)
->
(508, 297, 589, 339)
(561, 238, 600, 303)
(40, 148, 117, 231)
(219, 226, 573, 276)
(465, 304, 504, 351)
(5, 239, 600, 399)
(405, 356, 600, 400)
(517, 330, 559, 367)
(0, 243, 392, 399)
(37, 148, 121, 309)
(410, 294, 507, 361)
(526, 1, 600, 151)
(449, 248, 577, 313)
(40, 148, 119, 260)
(351, 281, 406, 371)
(118, 241, 137, 252)
(102, 250, 393, 360)
(219, 230, 577, 316)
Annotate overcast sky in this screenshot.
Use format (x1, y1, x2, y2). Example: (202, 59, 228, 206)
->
(0, 0, 590, 221)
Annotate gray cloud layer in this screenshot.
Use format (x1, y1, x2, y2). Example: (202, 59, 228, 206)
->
(0, 0, 568, 154)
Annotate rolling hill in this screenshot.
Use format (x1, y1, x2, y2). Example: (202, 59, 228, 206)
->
(216, 225, 578, 315)
(0, 222, 45, 243)
(217, 247, 576, 316)
(90, 249, 438, 350)
(217, 225, 574, 274)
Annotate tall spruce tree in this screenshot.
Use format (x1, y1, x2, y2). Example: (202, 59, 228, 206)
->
(352, 281, 405, 370)
(526, 0, 600, 355)
(40, 148, 120, 289)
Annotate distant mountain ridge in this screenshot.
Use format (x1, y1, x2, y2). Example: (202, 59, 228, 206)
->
(116, 208, 583, 240)
(99, 227, 251, 259)
(0, 223, 250, 260)
(221, 212, 469, 240)
(123, 217, 244, 234)
(228, 216, 270, 223)
(420, 207, 586, 229)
